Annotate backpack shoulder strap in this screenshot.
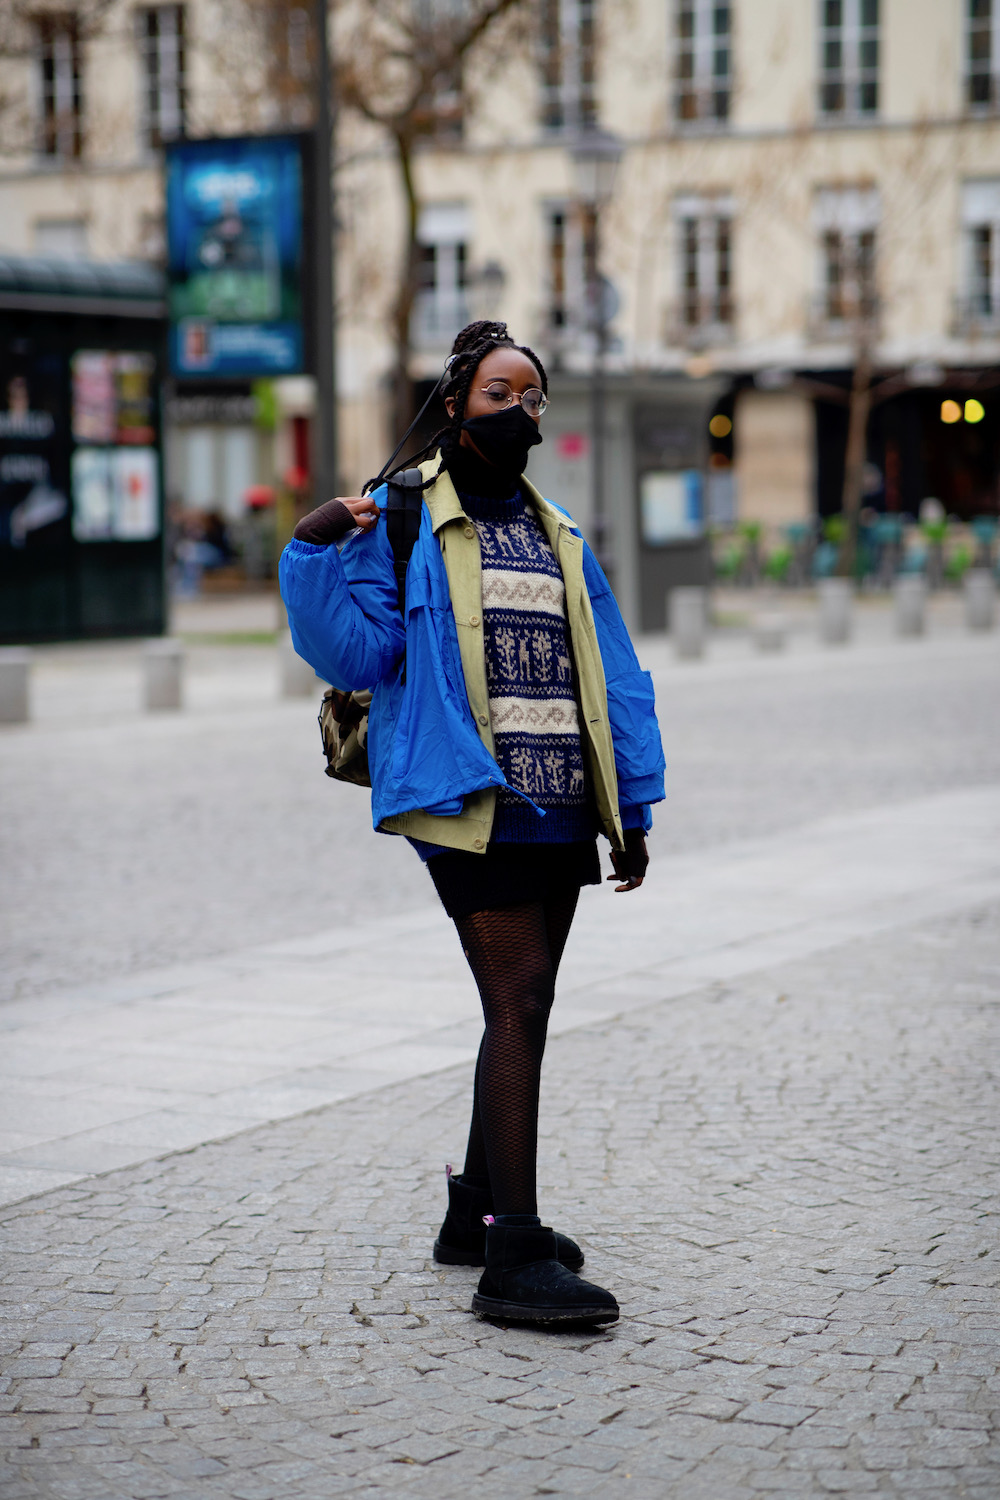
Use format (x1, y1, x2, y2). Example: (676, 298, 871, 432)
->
(383, 467, 424, 616)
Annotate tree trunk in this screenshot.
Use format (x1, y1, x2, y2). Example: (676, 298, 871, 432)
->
(838, 334, 873, 579)
(390, 127, 421, 443)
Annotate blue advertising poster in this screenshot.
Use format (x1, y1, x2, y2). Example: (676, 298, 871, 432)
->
(166, 134, 305, 377)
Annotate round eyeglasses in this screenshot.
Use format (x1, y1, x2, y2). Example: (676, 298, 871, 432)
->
(480, 382, 549, 418)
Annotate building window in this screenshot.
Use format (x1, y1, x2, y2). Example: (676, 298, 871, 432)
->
(412, 0, 464, 139)
(413, 203, 469, 347)
(818, 0, 879, 119)
(967, 0, 998, 111)
(138, 5, 186, 148)
(822, 226, 875, 319)
(547, 208, 569, 328)
(960, 180, 1000, 325)
(813, 187, 879, 328)
(674, 0, 731, 125)
(285, 5, 312, 83)
(37, 14, 83, 158)
(543, 202, 597, 342)
(673, 193, 733, 338)
(540, 0, 597, 131)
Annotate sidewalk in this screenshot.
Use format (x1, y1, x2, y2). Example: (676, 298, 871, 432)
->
(1, 596, 998, 1497)
(1, 784, 999, 1211)
(1, 867, 997, 1498)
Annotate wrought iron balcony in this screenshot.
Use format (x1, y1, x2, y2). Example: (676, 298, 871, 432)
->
(662, 295, 735, 350)
(805, 291, 880, 343)
(952, 295, 1000, 339)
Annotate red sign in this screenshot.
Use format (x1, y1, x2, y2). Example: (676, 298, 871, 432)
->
(557, 432, 589, 460)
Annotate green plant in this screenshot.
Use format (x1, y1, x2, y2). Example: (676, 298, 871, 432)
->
(920, 519, 949, 545)
(945, 543, 972, 582)
(763, 545, 793, 582)
(714, 541, 744, 581)
(822, 514, 846, 545)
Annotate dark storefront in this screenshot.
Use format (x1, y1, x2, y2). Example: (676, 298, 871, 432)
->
(814, 373, 1000, 520)
(0, 255, 167, 644)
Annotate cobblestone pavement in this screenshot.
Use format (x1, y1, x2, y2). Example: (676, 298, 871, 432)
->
(2, 899, 998, 1499)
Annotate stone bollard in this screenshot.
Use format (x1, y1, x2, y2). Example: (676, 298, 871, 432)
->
(279, 629, 317, 698)
(894, 575, 926, 638)
(143, 638, 183, 712)
(818, 578, 853, 645)
(753, 612, 786, 653)
(668, 586, 707, 660)
(0, 647, 30, 724)
(964, 568, 997, 632)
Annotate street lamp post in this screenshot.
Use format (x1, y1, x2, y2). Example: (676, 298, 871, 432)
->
(471, 258, 507, 321)
(570, 128, 622, 583)
(313, 0, 336, 509)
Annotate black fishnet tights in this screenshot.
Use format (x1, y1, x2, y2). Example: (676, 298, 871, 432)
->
(455, 892, 579, 1216)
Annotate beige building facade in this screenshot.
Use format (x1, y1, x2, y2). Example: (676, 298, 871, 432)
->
(3, 0, 1000, 625)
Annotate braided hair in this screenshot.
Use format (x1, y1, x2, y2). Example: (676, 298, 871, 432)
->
(411, 320, 549, 472)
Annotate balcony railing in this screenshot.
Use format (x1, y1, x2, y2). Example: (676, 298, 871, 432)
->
(673, 86, 731, 129)
(952, 294, 1000, 338)
(663, 295, 735, 350)
(806, 291, 880, 343)
(411, 288, 469, 350)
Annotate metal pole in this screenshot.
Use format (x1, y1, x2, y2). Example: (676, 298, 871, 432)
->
(589, 210, 610, 584)
(313, 0, 337, 507)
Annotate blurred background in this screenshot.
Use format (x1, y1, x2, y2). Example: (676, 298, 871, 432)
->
(3, 0, 1000, 1005)
(2, 0, 1000, 638)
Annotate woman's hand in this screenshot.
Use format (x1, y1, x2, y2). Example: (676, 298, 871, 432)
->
(340, 496, 380, 533)
(607, 829, 648, 893)
(293, 495, 381, 546)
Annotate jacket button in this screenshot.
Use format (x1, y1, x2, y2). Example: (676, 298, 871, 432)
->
(478, 713, 489, 726)
(464, 525, 474, 538)
(473, 837, 485, 849)
(469, 614, 481, 627)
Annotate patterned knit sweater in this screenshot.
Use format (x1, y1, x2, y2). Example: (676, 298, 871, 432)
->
(407, 447, 598, 860)
(464, 486, 597, 844)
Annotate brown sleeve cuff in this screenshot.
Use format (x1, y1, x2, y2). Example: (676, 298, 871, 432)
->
(293, 499, 356, 546)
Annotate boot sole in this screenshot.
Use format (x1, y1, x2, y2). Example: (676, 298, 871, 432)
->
(471, 1292, 618, 1326)
(434, 1239, 585, 1273)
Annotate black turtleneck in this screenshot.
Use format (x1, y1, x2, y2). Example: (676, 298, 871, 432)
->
(445, 441, 520, 502)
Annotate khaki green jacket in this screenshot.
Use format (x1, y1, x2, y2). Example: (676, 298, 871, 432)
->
(380, 457, 624, 854)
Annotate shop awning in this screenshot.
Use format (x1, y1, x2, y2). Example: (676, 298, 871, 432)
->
(0, 254, 166, 319)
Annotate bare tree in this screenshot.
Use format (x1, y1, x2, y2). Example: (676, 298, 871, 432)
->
(335, 0, 532, 437)
(208, 0, 534, 439)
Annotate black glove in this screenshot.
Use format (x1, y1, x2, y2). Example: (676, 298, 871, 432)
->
(293, 498, 356, 545)
(609, 826, 649, 884)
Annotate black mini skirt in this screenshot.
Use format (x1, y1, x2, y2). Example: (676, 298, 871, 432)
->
(427, 840, 602, 921)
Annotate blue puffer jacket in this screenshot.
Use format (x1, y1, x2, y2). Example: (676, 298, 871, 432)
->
(279, 465, 665, 850)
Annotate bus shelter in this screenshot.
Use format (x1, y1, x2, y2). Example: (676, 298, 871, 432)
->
(0, 254, 167, 643)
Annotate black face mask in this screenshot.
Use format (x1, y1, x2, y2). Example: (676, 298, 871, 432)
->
(461, 404, 543, 477)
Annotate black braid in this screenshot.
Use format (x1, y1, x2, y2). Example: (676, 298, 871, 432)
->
(406, 320, 549, 473)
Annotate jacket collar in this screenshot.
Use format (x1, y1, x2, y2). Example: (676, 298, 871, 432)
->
(419, 455, 465, 534)
(420, 453, 576, 539)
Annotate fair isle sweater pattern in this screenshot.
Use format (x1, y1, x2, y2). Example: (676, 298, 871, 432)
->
(461, 488, 597, 844)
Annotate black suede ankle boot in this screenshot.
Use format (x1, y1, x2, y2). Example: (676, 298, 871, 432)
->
(472, 1215, 619, 1326)
(432, 1169, 584, 1270)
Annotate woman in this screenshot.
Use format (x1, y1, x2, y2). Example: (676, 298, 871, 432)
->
(280, 321, 664, 1327)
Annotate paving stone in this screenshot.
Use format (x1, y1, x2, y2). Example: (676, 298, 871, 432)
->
(3, 648, 1000, 1497)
